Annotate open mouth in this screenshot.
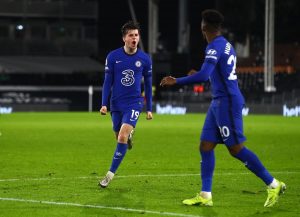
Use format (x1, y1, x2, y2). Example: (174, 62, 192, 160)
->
(132, 41, 136, 46)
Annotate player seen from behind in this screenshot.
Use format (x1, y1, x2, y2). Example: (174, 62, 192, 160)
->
(160, 9, 285, 208)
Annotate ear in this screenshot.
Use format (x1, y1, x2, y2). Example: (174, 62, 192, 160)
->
(202, 23, 208, 32)
(122, 36, 126, 42)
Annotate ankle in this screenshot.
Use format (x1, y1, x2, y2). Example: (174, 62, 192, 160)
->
(200, 191, 212, 199)
(268, 178, 279, 189)
(107, 171, 115, 179)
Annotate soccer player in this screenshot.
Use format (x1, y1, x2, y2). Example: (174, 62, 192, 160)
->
(160, 9, 285, 207)
(99, 21, 153, 188)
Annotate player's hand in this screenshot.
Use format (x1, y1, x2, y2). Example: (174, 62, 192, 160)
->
(146, 111, 153, 120)
(160, 76, 176, 87)
(100, 106, 107, 115)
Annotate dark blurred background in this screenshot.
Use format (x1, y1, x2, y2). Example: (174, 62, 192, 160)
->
(0, 0, 299, 113)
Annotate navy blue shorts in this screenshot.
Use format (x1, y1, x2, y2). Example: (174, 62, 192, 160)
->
(111, 107, 142, 132)
(200, 98, 246, 146)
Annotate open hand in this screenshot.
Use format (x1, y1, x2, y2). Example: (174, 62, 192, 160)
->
(160, 76, 176, 87)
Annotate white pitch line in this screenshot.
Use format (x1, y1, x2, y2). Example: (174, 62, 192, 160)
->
(0, 177, 64, 182)
(0, 197, 205, 217)
(0, 171, 298, 183)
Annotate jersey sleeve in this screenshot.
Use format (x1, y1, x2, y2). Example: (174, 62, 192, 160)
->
(101, 53, 114, 107)
(142, 55, 152, 78)
(143, 55, 153, 112)
(176, 62, 215, 85)
(204, 43, 222, 65)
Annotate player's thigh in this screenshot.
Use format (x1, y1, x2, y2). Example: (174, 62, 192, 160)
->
(111, 111, 123, 132)
(122, 107, 142, 128)
(200, 103, 223, 144)
(214, 99, 246, 146)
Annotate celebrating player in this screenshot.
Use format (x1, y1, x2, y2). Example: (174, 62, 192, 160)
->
(160, 9, 285, 207)
(99, 21, 153, 188)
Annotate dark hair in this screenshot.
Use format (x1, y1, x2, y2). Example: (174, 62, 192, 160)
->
(121, 20, 141, 37)
(201, 9, 224, 31)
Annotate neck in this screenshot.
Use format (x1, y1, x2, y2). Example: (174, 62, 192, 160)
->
(124, 46, 137, 55)
(206, 32, 221, 43)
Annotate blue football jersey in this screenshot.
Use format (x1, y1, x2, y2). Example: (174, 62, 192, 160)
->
(204, 36, 244, 102)
(103, 47, 152, 112)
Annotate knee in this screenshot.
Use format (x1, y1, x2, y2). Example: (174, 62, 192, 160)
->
(200, 141, 216, 152)
(228, 144, 244, 156)
(117, 133, 128, 144)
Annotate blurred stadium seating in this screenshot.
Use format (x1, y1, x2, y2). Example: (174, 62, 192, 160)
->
(0, 0, 299, 113)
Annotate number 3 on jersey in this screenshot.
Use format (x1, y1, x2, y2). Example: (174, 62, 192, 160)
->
(227, 54, 237, 80)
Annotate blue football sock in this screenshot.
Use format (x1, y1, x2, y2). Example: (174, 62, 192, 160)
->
(109, 143, 128, 173)
(200, 150, 215, 192)
(234, 147, 273, 185)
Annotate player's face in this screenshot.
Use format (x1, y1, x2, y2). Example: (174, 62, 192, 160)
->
(123, 29, 140, 51)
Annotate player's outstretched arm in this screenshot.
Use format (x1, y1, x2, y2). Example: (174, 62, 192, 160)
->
(146, 111, 153, 120)
(160, 76, 176, 87)
(161, 63, 214, 87)
(100, 106, 107, 115)
(187, 69, 197, 75)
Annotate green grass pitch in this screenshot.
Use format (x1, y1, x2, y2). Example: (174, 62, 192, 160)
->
(0, 112, 299, 217)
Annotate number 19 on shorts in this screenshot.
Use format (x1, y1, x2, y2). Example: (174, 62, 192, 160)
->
(130, 109, 140, 121)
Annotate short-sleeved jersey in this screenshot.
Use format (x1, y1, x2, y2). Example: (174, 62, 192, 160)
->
(104, 47, 152, 111)
(204, 36, 244, 103)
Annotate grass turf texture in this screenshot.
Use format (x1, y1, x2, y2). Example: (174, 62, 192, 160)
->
(0, 112, 299, 217)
